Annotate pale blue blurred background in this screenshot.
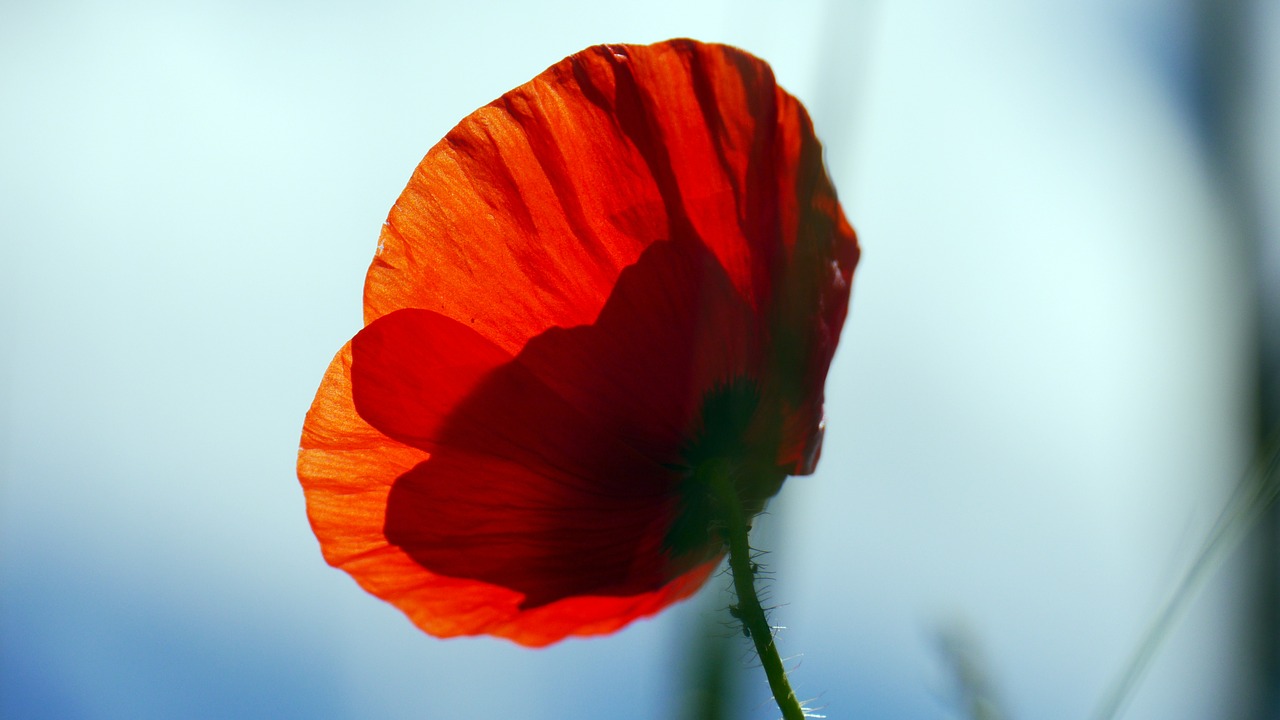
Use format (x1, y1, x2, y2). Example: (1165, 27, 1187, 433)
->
(2, 1, 1277, 718)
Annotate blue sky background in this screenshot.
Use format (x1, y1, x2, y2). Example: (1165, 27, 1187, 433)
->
(2, 1, 1277, 718)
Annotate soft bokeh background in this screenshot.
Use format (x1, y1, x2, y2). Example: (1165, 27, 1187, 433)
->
(2, 1, 1277, 718)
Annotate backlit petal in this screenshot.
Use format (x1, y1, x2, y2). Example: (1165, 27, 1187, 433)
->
(364, 40, 853, 354)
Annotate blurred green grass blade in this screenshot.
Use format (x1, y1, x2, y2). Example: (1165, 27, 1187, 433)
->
(1092, 433, 1280, 720)
(937, 622, 1007, 720)
(679, 581, 739, 720)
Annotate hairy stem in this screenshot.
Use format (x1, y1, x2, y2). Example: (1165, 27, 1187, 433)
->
(708, 461, 806, 720)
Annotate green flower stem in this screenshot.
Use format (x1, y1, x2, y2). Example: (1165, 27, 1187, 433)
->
(708, 461, 806, 720)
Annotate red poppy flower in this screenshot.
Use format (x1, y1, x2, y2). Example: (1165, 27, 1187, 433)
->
(299, 38, 858, 647)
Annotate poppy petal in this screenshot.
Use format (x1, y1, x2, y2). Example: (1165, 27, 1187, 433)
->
(366, 47, 672, 352)
(364, 40, 851, 355)
(299, 340, 719, 645)
(352, 283, 731, 609)
(766, 122, 859, 474)
(349, 307, 668, 486)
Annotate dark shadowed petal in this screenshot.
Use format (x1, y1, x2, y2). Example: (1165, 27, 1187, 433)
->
(510, 238, 762, 468)
(368, 240, 756, 609)
(349, 303, 675, 480)
(765, 117, 859, 475)
(299, 340, 720, 645)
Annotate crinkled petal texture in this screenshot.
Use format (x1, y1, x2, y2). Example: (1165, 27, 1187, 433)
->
(299, 39, 858, 646)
